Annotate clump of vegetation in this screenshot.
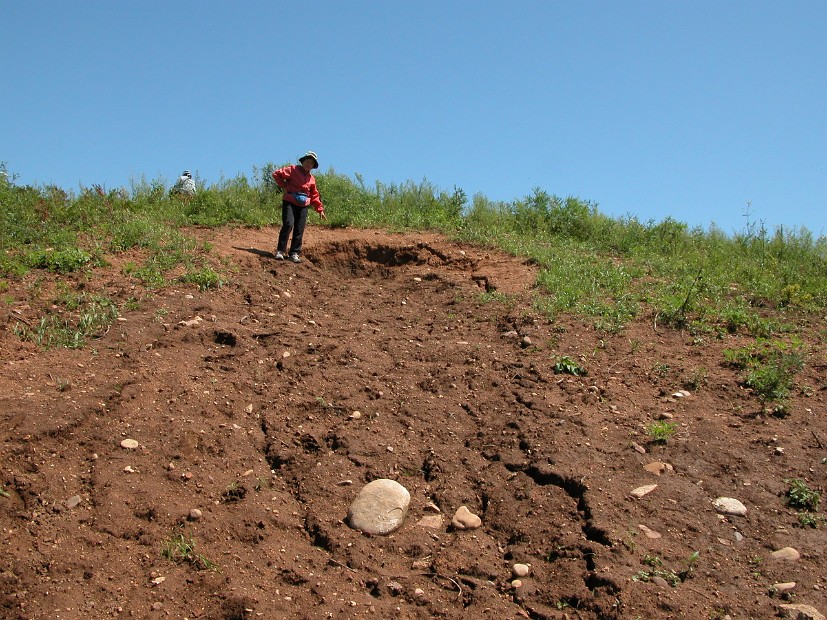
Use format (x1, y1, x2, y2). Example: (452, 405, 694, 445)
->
(724, 339, 805, 412)
(553, 355, 587, 376)
(786, 478, 821, 511)
(784, 479, 823, 528)
(647, 420, 678, 444)
(2, 159, 826, 356)
(13, 296, 118, 349)
(161, 531, 218, 571)
(181, 265, 224, 291)
(632, 552, 699, 586)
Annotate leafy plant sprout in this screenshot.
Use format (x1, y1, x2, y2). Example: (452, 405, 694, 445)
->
(647, 420, 678, 444)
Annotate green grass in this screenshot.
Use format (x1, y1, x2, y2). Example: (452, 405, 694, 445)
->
(2, 160, 825, 388)
(647, 420, 678, 444)
(161, 531, 218, 571)
(786, 479, 821, 512)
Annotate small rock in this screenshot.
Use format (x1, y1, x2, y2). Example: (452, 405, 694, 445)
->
(712, 497, 747, 516)
(643, 462, 672, 476)
(520, 336, 532, 348)
(651, 575, 670, 588)
(337, 480, 353, 486)
(423, 501, 441, 513)
(123, 466, 137, 473)
(417, 515, 443, 529)
(734, 531, 744, 542)
(512, 563, 530, 578)
(120, 438, 139, 449)
(188, 508, 202, 521)
(771, 547, 801, 561)
(65, 495, 82, 509)
(244, 404, 253, 414)
(177, 316, 202, 328)
(151, 576, 166, 586)
(638, 524, 662, 539)
(347, 479, 410, 535)
(414, 588, 425, 597)
(511, 579, 523, 589)
(349, 411, 362, 419)
(451, 505, 482, 530)
(630, 484, 658, 499)
(632, 442, 647, 454)
(778, 603, 825, 620)
(656, 412, 674, 420)
(773, 582, 797, 592)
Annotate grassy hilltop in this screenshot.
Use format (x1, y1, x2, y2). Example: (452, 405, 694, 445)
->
(2, 162, 826, 411)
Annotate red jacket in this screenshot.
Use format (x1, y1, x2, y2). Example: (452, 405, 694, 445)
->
(272, 164, 324, 213)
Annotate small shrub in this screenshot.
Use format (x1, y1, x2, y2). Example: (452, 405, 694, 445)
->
(647, 420, 678, 444)
(553, 355, 587, 376)
(28, 247, 94, 273)
(161, 531, 217, 571)
(785, 479, 821, 511)
(181, 266, 224, 291)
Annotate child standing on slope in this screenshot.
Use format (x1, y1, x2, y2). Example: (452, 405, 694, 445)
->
(271, 151, 327, 263)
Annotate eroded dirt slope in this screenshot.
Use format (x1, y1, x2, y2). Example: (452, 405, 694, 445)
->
(1, 226, 825, 620)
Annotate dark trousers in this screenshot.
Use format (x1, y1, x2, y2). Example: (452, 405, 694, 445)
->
(277, 201, 308, 255)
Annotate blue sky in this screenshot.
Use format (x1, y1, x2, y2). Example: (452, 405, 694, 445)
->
(2, 1, 825, 236)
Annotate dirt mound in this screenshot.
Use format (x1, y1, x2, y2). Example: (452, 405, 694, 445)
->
(1, 226, 825, 619)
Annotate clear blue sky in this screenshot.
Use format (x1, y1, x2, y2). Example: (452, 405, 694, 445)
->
(2, 1, 825, 237)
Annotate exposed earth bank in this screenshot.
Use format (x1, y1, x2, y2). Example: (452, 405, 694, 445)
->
(1, 226, 825, 620)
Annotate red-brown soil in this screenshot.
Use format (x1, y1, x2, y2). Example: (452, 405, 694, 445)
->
(1, 226, 825, 620)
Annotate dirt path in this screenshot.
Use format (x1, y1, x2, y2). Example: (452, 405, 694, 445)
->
(1, 226, 825, 619)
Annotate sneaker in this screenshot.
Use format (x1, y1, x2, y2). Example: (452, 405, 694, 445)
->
(288, 252, 302, 263)
(274, 250, 284, 260)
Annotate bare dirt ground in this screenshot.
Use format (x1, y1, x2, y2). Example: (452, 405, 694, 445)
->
(1, 226, 825, 620)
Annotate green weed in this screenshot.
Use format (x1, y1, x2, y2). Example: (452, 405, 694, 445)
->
(14, 297, 118, 349)
(181, 266, 224, 291)
(553, 355, 587, 376)
(161, 531, 218, 571)
(647, 420, 678, 444)
(785, 479, 821, 511)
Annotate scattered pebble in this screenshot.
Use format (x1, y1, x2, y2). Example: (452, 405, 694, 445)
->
(630, 484, 658, 499)
(638, 524, 662, 539)
(451, 505, 482, 530)
(632, 442, 647, 454)
(347, 479, 410, 535)
(511, 579, 523, 589)
(712, 497, 747, 517)
(120, 439, 139, 449)
(188, 509, 202, 521)
(777, 604, 824, 620)
(773, 582, 796, 592)
(417, 515, 443, 529)
(65, 495, 82, 509)
(652, 575, 671, 588)
(512, 563, 530, 578)
(771, 547, 800, 561)
(643, 461, 672, 476)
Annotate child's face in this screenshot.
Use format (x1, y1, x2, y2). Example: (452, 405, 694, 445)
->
(301, 159, 315, 172)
